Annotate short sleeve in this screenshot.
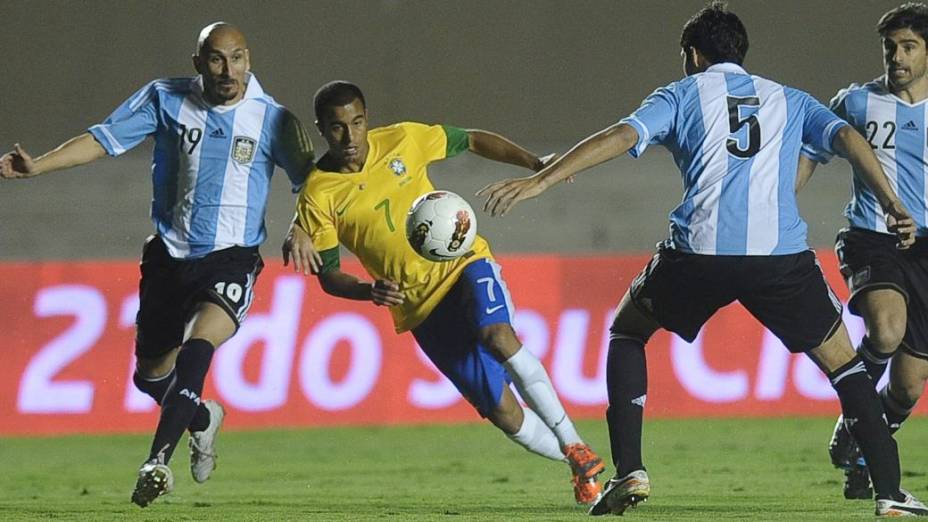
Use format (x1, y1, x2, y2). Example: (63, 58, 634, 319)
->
(619, 85, 678, 158)
(87, 81, 160, 156)
(271, 109, 315, 193)
(799, 88, 851, 164)
(402, 122, 449, 164)
(296, 186, 340, 253)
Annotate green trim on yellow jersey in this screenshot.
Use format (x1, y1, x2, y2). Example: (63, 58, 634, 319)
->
(443, 125, 469, 158)
(317, 247, 341, 275)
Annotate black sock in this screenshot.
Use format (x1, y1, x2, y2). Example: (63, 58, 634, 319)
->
(829, 357, 901, 501)
(189, 404, 211, 432)
(880, 386, 915, 435)
(858, 337, 892, 383)
(133, 368, 212, 432)
(606, 334, 647, 477)
(147, 339, 215, 463)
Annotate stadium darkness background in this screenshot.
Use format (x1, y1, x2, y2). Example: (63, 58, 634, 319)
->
(0, 0, 903, 259)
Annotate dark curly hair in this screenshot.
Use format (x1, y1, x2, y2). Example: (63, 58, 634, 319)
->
(680, 1, 749, 66)
(878, 3, 928, 43)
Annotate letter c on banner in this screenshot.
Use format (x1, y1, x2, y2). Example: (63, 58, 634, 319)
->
(299, 312, 382, 410)
(671, 331, 748, 402)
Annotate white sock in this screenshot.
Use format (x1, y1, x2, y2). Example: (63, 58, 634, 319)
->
(504, 348, 582, 447)
(506, 407, 565, 461)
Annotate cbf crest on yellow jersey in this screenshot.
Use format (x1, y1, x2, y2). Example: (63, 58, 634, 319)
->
(297, 122, 492, 332)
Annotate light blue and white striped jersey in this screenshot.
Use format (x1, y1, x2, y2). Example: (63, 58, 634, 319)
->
(622, 63, 847, 255)
(802, 77, 928, 236)
(88, 73, 313, 259)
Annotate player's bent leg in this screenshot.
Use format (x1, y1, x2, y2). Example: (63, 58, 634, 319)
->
(142, 303, 233, 464)
(489, 371, 603, 504)
(884, 350, 928, 432)
(855, 288, 907, 381)
(487, 384, 526, 434)
(133, 348, 180, 405)
(808, 323, 912, 508)
(493, 388, 563, 459)
(483, 324, 586, 451)
(133, 348, 214, 447)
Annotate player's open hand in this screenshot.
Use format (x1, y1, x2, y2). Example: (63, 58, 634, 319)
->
(282, 223, 322, 275)
(884, 199, 917, 249)
(371, 279, 404, 306)
(476, 176, 545, 217)
(0, 144, 36, 179)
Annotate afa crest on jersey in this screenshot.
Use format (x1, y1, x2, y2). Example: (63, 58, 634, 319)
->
(232, 136, 257, 164)
(389, 158, 407, 176)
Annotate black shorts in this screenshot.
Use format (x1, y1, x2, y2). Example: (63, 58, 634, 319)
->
(836, 227, 928, 358)
(629, 241, 843, 353)
(135, 235, 264, 358)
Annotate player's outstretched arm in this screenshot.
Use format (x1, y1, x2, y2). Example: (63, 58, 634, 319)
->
(832, 125, 916, 248)
(466, 130, 547, 171)
(318, 271, 404, 307)
(795, 155, 819, 195)
(476, 122, 638, 217)
(0, 133, 106, 180)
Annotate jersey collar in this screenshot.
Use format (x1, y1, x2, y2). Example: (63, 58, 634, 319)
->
(705, 62, 748, 75)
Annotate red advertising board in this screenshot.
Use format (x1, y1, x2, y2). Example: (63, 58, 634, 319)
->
(0, 253, 909, 436)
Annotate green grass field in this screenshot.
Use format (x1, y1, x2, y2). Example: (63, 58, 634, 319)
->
(2, 417, 927, 521)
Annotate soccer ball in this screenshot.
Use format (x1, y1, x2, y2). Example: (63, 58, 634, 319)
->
(406, 191, 477, 262)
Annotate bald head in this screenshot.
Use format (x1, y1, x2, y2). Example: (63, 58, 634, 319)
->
(193, 22, 251, 106)
(196, 22, 247, 57)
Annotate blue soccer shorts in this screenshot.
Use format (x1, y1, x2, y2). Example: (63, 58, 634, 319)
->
(411, 258, 516, 417)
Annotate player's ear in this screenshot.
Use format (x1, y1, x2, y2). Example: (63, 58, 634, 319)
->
(315, 120, 324, 135)
(192, 54, 201, 74)
(244, 49, 251, 72)
(692, 48, 710, 70)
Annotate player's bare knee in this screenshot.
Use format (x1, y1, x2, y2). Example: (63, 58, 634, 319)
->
(478, 323, 520, 360)
(609, 292, 658, 342)
(867, 318, 905, 354)
(898, 382, 924, 406)
(135, 350, 178, 379)
(890, 369, 927, 405)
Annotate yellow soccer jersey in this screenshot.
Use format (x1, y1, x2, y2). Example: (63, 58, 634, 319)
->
(297, 122, 493, 332)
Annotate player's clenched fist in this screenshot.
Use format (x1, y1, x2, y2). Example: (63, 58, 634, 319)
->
(0, 144, 36, 179)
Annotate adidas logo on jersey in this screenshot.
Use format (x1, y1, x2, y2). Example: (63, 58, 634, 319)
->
(902, 120, 919, 131)
(179, 388, 201, 405)
(631, 394, 647, 407)
(210, 127, 226, 139)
